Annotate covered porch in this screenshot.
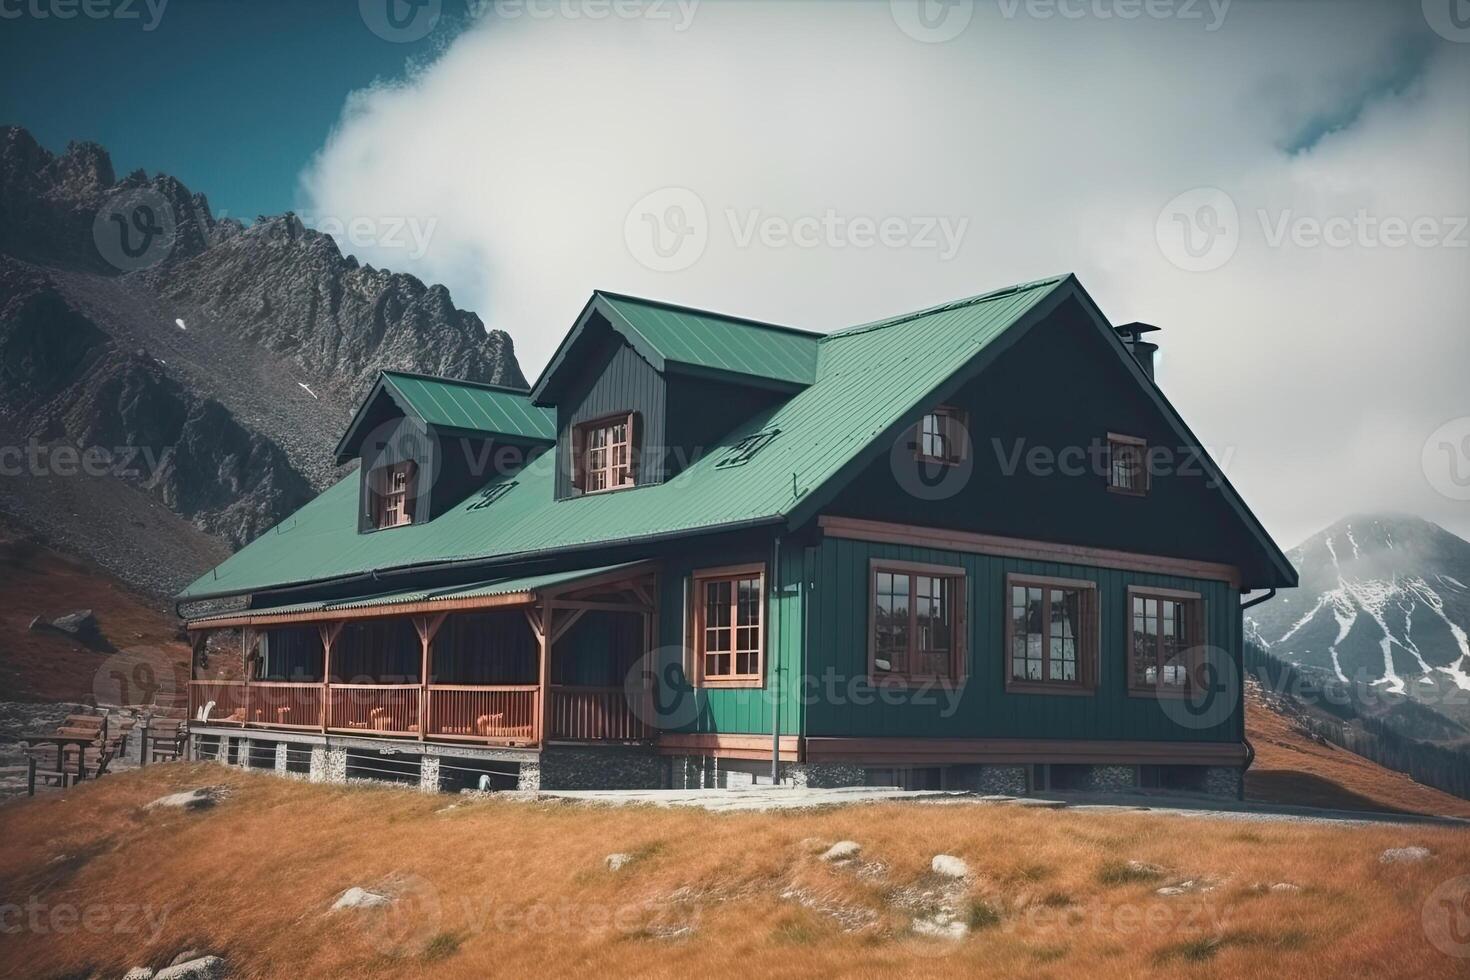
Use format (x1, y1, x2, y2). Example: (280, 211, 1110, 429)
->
(185, 563, 658, 749)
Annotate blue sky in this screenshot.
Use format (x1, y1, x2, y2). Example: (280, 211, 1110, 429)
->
(0, 0, 456, 220)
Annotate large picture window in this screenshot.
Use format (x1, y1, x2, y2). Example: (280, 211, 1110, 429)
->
(1005, 575, 1098, 694)
(574, 413, 636, 493)
(869, 560, 965, 684)
(692, 564, 765, 686)
(1129, 587, 1204, 695)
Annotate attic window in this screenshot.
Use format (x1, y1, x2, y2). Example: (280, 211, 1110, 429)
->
(370, 461, 416, 529)
(574, 413, 637, 493)
(467, 481, 518, 512)
(1107, 433, 1149, 495)
(716, 429, 780, 469)
(914, 407, 965, 465)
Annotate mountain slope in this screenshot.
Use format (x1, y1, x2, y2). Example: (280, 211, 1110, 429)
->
(1247, 514, 1470, 694)
(0, 126, 526, 595)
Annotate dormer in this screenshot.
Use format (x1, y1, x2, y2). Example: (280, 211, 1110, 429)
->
(335, 371, 555, 533)
(531, 292, 820, 500)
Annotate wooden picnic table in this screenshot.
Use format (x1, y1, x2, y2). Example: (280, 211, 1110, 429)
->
(20, 733, 95, 789)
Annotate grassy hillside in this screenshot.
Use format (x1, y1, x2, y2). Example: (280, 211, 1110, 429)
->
(2, 765, 1467, 979)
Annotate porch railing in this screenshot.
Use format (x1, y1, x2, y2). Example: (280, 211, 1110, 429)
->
(246, 682, 324, 729)
(189, 680, 247, 724)
(327, 684, 421, 736)
(425, 685, 537, 744)
(548, 685, 653, 742)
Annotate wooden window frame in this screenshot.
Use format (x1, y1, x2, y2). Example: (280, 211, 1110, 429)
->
(1126, 586, 1205, 699)
(1107, 432, 1149, 496)
(369, 461, 416, 530)
(914, 406, 968, 466)
(867, 559, 967, 689)
(572, 412, 638, 495)
(690, 563, 766, 689)
(1004, 574, 1099, 696)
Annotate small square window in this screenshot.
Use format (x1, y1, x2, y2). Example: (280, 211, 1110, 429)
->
(573, 413, 637, 493)
(914, 407, 966, 465)
(1108, 434, 1148, 494)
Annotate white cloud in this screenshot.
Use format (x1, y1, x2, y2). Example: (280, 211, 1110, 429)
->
(300, 0, 1470, 547)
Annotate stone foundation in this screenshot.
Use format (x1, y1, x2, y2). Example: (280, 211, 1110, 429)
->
(1203, 766, 1243, 799)
(310, 747, 347, 784)
(785, 762, 865, 788)
(946, 764, 1028, 795)
(274, 742, 289, 776)
(532, 746, 662, 791)
(1079, 764, 1138, 792)
(418, 756, 441, 793)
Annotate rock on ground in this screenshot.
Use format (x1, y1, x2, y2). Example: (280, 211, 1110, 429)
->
(606, 853, 632, 871)
(153, 956, 228, 980)
(931, 854, 969, 878)
(121, 969, 155, 980)
(332, 886, 391, 910)
(1380, 846, 1432, 863)
(145, 787, 226, 811)
(821, 841, 862, 862)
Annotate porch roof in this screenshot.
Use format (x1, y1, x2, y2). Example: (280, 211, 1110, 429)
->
(185, 561, 650, 629)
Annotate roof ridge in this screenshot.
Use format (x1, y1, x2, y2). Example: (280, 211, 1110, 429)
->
(594, 289, 825, 340)
(381, 369, 534, 396)
(823, 274, 1071, 341)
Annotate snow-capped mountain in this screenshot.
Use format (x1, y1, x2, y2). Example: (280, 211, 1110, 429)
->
(1247, 514, 1470, 695)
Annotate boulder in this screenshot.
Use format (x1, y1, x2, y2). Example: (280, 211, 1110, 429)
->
(146, 787, 225, 812)
(606, 853, 633, 871)
(332, 886, 390, 910)
(169, 950, 205, 966)
(154, 956, 227, 980)
(122, 969, 155, 980)
(1379, 846, 1432, 864)
(931, 854, 969, 878)
(51, 609, 97, 635)
(912, 914, 968, 940)
(821, 841, 862, 862)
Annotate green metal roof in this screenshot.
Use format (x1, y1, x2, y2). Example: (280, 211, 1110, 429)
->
(382, 372, 555, 440)
(182, 276, 1071, 602)
(188, 563, 647, 623)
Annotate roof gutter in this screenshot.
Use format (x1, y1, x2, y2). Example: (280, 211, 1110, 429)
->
(1239, 588, 1277, 611)
(175, 514, 787, 616)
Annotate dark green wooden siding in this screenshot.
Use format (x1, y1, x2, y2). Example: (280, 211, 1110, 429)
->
(805, 535, 1241, 743)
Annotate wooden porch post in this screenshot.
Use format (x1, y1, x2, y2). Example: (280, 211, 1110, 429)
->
(242, 627, 254, 727)
(534, 603, 551, 747)
(319, 623, 342, 733)
(413, 614, 446, 742)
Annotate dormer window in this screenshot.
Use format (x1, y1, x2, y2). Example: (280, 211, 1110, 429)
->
(370, 461, 416, 529)
(573, 413, 637, 494)
(914, 406, 965, 464)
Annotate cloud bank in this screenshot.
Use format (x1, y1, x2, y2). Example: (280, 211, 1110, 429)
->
(300, 0, 1470, 548)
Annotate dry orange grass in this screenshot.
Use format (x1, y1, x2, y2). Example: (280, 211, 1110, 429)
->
(2, 765, 1468, 979)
